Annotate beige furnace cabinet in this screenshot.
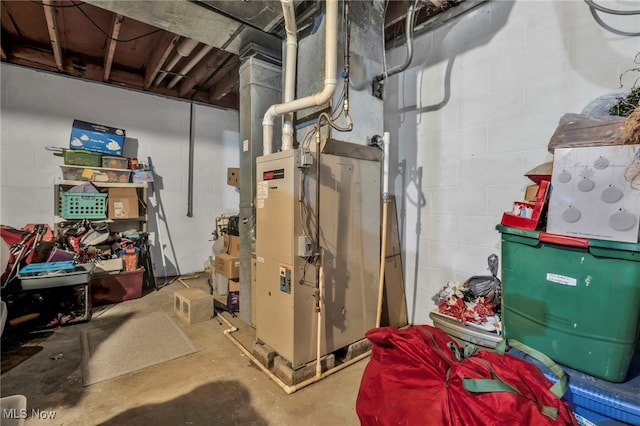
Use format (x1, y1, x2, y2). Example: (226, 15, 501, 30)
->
(255, 141, 381, 369)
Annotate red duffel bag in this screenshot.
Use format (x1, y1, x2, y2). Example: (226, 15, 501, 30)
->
(356, 325, 577, 426)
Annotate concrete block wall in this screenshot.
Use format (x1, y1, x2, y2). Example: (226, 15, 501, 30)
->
(384, 1, 640, 324)
(0, 63, 240, 276)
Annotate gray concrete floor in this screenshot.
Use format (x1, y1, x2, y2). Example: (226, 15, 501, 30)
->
(1, 277, 366, 425)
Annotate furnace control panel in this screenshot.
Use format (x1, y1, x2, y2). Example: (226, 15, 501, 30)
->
(279, 265, 292, 294)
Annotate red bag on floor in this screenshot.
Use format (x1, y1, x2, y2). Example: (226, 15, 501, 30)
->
(356, 325, 577, 426)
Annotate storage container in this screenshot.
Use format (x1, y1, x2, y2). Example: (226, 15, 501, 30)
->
(214, 253, 239, 279)
(47, 248, 76, 262)
(59, 190, 108, 219)
(509, 348, 640, 425)
(90, 267, 144, 306)
(131, 169, 154, 183)
(94, 258, 123, 273)
(101, 155, 128, 169)
(18, 263, 95, 290)
(429, 310, 502, 350)
(497, 224, 640, 382)
(70, 119, 125, 156)
(63, 149, 102, 167)
(119, 247, 139, 271)
(60, 165, 131, 183)
(19, 261, 75, 273)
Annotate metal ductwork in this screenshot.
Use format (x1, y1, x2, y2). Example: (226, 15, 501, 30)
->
(196, 0, 304, 33)
(86, 0, 281, 55)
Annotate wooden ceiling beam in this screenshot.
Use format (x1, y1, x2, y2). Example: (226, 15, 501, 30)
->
(384, 1, 427, 29)
(192, 90, 238, 110)
(10, 45, 58, 71)
(177, 50, 232, 98)
(42, 0, 63, 71)
(144, 33, 180, 90)
(10, 44, 139, 87)
(104, 14, 124, 81)
(205, 55, 239, 88)
(9, 44, 239, 110)
(208, 68, 239, 102)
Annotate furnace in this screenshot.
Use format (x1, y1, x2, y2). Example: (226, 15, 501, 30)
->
(255, 141, 381, 368)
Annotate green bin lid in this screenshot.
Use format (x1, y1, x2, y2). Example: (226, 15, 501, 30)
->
(496, 224, 640, 253)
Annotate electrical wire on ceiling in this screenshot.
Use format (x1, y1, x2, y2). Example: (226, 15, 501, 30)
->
(49, 0, 165, 42)
(584, 0, 640, 37)
(34, 0, 81, 8)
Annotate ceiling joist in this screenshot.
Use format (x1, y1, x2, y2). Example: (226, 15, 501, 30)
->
(209, 68, 239, 102)
(144, 33, 180, 90)
(103, 13, 123, 81)
(42, 0, 63, 71)
(178, 50, 233, 98)
(1, 0, 459, 112)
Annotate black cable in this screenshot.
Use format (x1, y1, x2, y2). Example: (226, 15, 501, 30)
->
(584, 0, 640, 15)
(35, 0, 82, 7)
(69, 0, 163, 42)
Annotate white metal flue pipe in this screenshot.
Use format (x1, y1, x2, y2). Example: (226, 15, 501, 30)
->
(262, 0, 339, 155)
(281, 0, 298, 151)
(154, 38, 199, 87)
(167, 44, 215, 89)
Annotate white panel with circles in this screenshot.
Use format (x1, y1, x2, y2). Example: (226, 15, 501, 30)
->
(547, 145, 640, 243)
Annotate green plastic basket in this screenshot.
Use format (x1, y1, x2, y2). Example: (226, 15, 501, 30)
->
(59, 191, 107, 219)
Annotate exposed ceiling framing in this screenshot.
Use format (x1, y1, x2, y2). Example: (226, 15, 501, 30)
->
(1, 0, 467, 111)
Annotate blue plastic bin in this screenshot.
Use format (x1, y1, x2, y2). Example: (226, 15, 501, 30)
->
(509, 348, 640, 425)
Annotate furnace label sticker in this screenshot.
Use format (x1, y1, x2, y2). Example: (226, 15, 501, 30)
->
(279, 265, 292, 294)
(257, 199, 264, 209)
(263, 168, 285, 180)
(546, 273, 577, 287)
(257, 181, 268, 199)
(243, 139, 249, 152)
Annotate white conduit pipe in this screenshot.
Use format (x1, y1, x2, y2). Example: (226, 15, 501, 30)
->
(217, 311, 371, 394)
(154, 38, 199, 87)
(376, 132, 391, 328)
(262, 0, 339, 156)
(167, 44, 215, 89)
(281, 0, 298, 151)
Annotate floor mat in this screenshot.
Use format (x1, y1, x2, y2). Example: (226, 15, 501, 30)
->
(81, 311, 197, 386)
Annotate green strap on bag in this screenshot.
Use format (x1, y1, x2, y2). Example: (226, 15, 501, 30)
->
(495, 339, 568, 399)
(462, 339, 569, 421)
(463, 378, 519, 394)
